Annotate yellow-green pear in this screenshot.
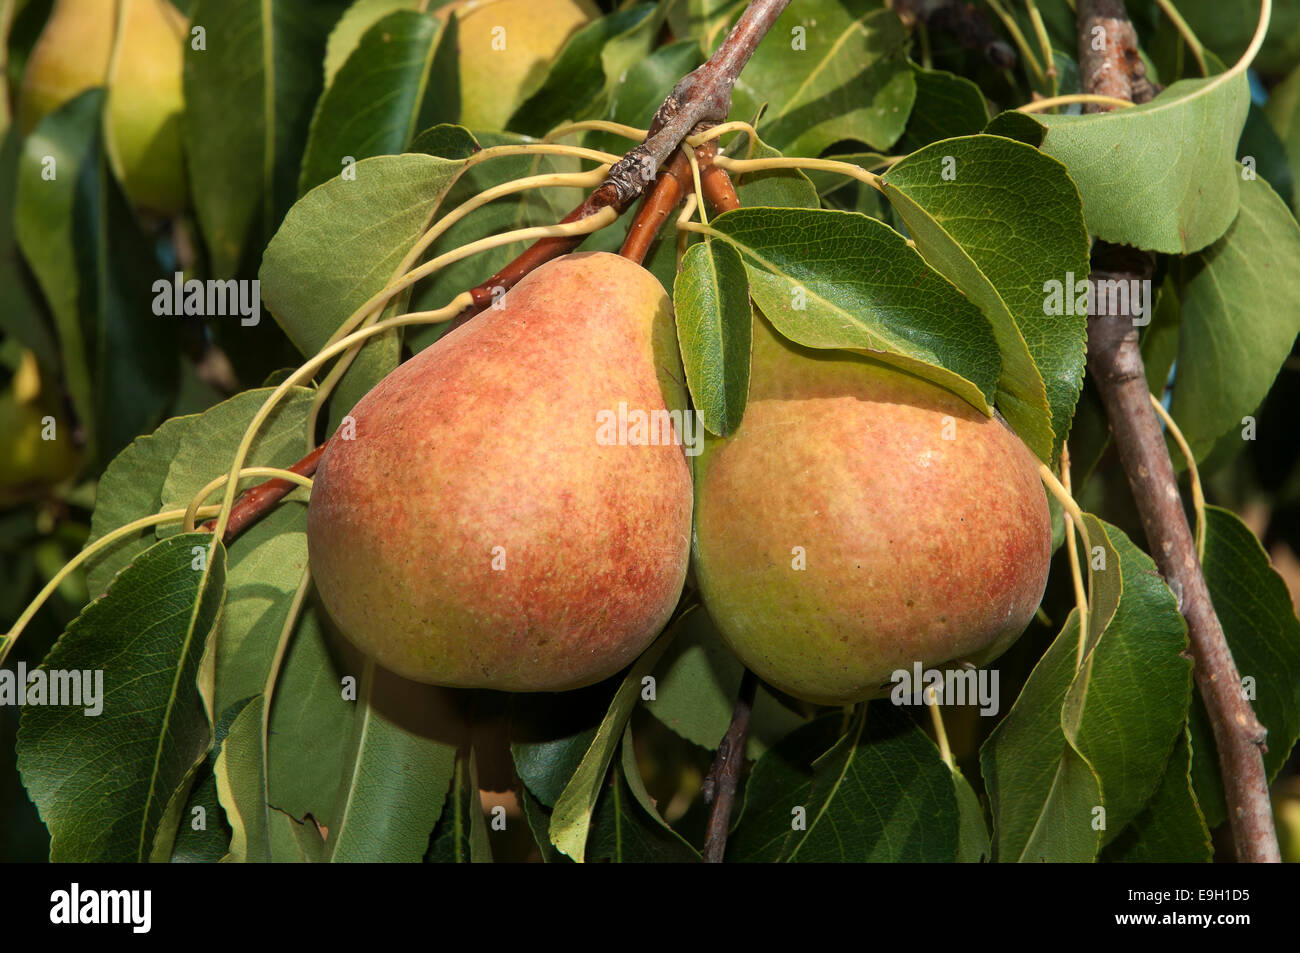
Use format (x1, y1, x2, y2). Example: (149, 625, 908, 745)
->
(19, 0, 188, 214)
(692, 312, 1052, 705)
(446, 0, 599, 130)
(307, 252, 692, 691)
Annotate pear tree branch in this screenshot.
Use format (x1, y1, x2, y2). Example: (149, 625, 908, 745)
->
(1077, 0, 1280, 863)
(702, 670, 758, 862)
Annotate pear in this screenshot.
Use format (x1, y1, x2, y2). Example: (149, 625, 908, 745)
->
(446, 0, 599, 130)
(692, 312, 1052, 705)
(19, 0, 188, 214)
(307, 252, 692, 691)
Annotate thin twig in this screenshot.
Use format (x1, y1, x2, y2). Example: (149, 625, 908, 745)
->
(695, 139, 742, 214)
(1078, 0, 1279, 863)
(200, 443, 325, 544)
(619, 148, 695, 265)
(702, 670, 758, 863)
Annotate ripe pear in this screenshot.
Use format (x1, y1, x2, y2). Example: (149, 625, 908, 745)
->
(692, 312, 1052, 705)
(446, 0, 599, 130)
(19, 0, 188, 214)
(307, 252, 692, 691)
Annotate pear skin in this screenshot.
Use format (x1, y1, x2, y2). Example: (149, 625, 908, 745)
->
(693, 312, 1052, 705)
(307, 252, 692, 691)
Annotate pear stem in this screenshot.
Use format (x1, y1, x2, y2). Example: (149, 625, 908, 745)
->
(1078, 0, 1278, 863)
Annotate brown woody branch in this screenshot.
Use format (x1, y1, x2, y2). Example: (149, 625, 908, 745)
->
(1078, 0, 1279, 863)
(702, 670, 758, 863)
(1077, 0, 1158, 108)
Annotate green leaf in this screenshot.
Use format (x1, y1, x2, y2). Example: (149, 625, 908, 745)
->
(673, 240, 751, 436)
(732, 132, 820, 210)
(409, 123, 482, 159)
(264, 606, 354, 825)
(729, 1, 915, 155)
(82, 413, 191, 598)
(882, 134, 1091, 460)
(517, 784, 569, 863)
(184, 0, 350, 276)
(1189, 506, 1300, 828)
(81, 387, 355, 828)
(0, 127, 55, 368)
(507, 4, 659, 136)
(213, 695, 270, 862)
(704, 207, 1000, 413)
(983, 110, 1047, 148)
(299, 10, 453, 195)
(167, 757, 230, 862)
(644, 606, 804, 758)
(322, 0, 421, 89)
(168, 698, 247, 863)
(981, 517, 1191, 861)
(1175, 0, 1300, 74)
(1265, 65, 1300, 216)
(17, 533, 227, 862)
(728, 705, 960, 862)
(895, 64, 989, 153)
(1238, 104, 1294, 211)
(953, 767, 990, 862)
(324, 661, 459, 862)
(1036, 74, 1251, 253)
(510, 686, 606, 808)
(267, 808, 327, 862)
(260, 152, 466, 415)
(550, 629, 677, 861)
(1169, 174, 1300, 460)
(425, 748, 492, 863)
(1103, 729, 1212, 862)
(13, 89, 177, 468)
(587, 727, 699, 862)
